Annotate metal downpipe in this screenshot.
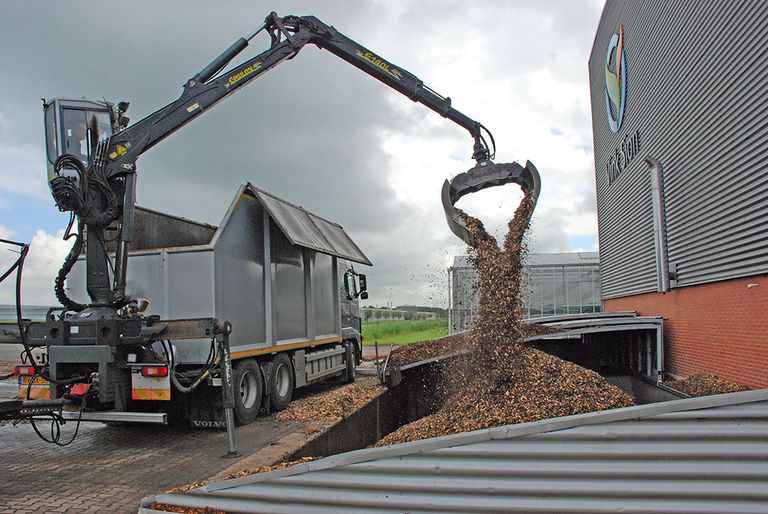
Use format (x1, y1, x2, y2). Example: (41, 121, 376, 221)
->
(645, 156, 670, 292)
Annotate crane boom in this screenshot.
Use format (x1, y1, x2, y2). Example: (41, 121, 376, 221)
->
(45, 11, 540, 310)
(105, 13, 493, 175)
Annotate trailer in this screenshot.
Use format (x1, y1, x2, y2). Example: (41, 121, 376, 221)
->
(11, 184, 370, 427)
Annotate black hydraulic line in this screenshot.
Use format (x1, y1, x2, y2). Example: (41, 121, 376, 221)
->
(54, 221, 87, 312)
(167, 338, 218, 394)
(27, 375, 89, 446)
(0, 239, 87, 385)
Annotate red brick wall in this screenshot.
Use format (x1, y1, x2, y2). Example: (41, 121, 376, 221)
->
(604, 275, 767, 389)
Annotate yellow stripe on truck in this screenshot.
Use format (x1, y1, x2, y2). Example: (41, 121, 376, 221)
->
(132, 388, 171, 401)
(17, 386, 51, 400)
(231, 336, 341, 360)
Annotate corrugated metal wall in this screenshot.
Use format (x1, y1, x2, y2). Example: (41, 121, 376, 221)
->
(590, 0, 768, 298)
(144, 391, 768, 513)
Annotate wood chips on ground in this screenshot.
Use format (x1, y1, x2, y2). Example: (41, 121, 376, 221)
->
(666, 373, 748, 397)
(272, 377, 385, 424)
(152, 457, 320, 513)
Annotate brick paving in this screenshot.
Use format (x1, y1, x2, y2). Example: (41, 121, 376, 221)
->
(0, 415, 301, 513)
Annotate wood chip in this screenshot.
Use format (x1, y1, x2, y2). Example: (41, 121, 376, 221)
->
(666, 373, 748, 397)
(272, 378, 385, 424)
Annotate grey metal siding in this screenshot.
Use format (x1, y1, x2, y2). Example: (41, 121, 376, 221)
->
(213, 194, 266, 350)
(311, 253, 335, 336)
(271, 218, 307, 342)
(590, 0, 768, 298)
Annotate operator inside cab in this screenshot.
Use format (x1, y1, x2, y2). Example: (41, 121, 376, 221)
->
(65, 121, 89, 163)
(60, 110, 111, 164)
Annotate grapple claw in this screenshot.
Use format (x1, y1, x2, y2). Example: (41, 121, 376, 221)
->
(441, 160, 540, 246)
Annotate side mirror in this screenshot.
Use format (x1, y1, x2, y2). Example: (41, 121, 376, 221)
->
(360, 291, 368, 300)
(359, 274, 367, 292)
(343, 271, 356, 300)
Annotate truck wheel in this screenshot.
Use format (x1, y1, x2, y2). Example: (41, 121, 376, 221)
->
(342, 342, 357, 384)
(234, 359, 263, 425)
(270, 353, 294, 411)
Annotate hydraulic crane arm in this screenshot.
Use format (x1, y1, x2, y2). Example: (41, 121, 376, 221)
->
(106, 13, 494, 175)
(47, 11, 539, 310)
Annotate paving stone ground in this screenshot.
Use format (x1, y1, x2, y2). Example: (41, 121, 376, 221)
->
(0, 408, 301, 513)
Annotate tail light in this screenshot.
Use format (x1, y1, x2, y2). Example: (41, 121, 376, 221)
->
(141, 365, 168, 377)
(70, 383, 91, 396)
(14, 365, 36, 376)
(360, 335, 365, 343)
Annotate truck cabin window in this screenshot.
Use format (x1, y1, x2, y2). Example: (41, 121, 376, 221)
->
(344, 272, 358, 299)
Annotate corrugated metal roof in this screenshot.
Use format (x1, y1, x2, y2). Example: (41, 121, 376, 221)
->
(142, 389, 768, 513)
(247, 184, 372, 266)
(453, 252, 599, 269)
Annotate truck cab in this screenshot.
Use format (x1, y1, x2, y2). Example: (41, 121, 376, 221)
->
(340, 264, 368, 365)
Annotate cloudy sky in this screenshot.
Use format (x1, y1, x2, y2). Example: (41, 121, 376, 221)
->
(0, 0, 604, 308)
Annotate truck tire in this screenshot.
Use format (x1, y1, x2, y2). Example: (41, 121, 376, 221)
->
(234, 359, 263, 425)
(270, 353, 294, 411)
(342, 342, 357, 384)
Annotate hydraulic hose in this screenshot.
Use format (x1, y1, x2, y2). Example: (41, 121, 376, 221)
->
(0, 238, 87, 386)
(165, 340, 218, 394)
(53, 220, 87, 312)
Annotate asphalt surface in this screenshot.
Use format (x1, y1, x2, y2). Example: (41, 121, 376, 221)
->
(0, 371, 306, 513)
(0, 349, 390, 513)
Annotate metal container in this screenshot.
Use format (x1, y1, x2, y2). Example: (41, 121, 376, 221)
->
(69, 183, 371, 365)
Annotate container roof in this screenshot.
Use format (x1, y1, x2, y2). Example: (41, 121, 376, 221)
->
(142, 389, 768, 513)
(247, 184, 371, 266)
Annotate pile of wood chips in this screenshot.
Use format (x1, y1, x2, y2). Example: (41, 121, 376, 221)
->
(377, 190, 634, 447)
(377, 346, 633, 446)
(666, 373, 748, 397)
(386, 322, 562, 370)
(272, 377, 385, 424)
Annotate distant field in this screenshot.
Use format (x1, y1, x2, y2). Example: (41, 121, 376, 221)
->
(362, 319, 448, 346)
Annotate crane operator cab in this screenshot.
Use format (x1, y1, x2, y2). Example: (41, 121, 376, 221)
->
(43, 98, 115, 182)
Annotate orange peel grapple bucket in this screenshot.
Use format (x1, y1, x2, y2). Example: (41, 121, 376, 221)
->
(441, 160, 541, 247)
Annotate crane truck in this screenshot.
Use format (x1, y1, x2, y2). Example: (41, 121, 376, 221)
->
(0, 12, 540, 439)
